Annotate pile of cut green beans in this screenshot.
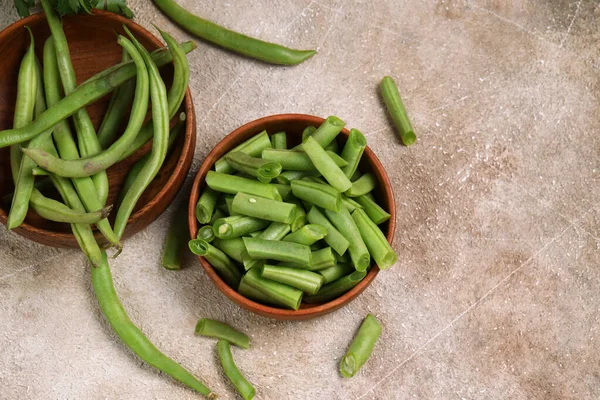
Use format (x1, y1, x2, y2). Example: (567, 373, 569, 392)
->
(1, 3, 219, 397)
(190, 115, 398, 310)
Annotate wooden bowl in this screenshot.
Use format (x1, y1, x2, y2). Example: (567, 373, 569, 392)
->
(0, 10, 196, 248)
(189, 114, 395, 320)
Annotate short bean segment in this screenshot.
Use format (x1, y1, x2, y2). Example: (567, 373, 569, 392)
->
(215, 131, 272, 174)
(339, 314, 382, 378)
(260, 264, 324, 294)
(161, 206, 188, 271)
(226, 152, 282, 183)
(216, 340, 256, 400)
(318, 262, 354, 284)
(212, 237, 246, 263)
(213, 215, 270, 239)
(294, 116, 345, 150)
(242, 222, 291, 271)
(340, 128, 367, 179)
(291, 179, 342, 212)
(231, 192, 296, 224)
(206, 171, 282, 201)
(345, 172, 376, 197)
(282, 224, 327, 246)
(238, 280, 276, 305)
(354, 194, 391, 225)
(306, 206, 349, 256)
(323, 207, 370, 271)
(271, 131, 287, 149)
(196, 187, 219, 224)
(276, 170, 315, 184)
(341, 195, 364, 213)
(302, 136, 352, 192)
(352, 209, 397, 270)
(302, 125, 317, 141)
(243, 237, 312, 267)
(195, 319, 249, 349)
(197, 225, 216, 242)
(241, 267, 303, 310)
(189, 239, 242, 288)
(261, 148, 348, 171)
(303, 270, 367, 304)
(380, 76, 416, 146)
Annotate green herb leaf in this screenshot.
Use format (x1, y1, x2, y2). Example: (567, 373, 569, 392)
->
(13, 0, 36, 18)
(95, 0, 134, 18)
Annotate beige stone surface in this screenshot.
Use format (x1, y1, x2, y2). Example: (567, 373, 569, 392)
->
(1, 0, 599, 399)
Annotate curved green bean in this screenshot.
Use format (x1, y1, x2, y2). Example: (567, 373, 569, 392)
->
(216, 340, 255, 400)
(189, 239, 242, 288)
(303, 270, 367, 304)
(97, 49, 136, 149)
(114, 28, 171, 239)
(195, 319, 249, 349)
(261, 264, 324, 295)
(92, 252, 217, 398)
(340, 128, 367, 178)
(339, 314, 382, 378)
(154, 0, 315, 66)
(380, 76, 416, 146)
(31, 194, 112, 224)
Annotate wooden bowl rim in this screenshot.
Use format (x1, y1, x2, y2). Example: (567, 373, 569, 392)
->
(189, 114, 396, 320)
(0, 10, 196, 243)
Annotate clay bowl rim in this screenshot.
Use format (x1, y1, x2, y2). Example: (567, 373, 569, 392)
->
(0, 10, 196, 245)
(189, 114, 396, 320)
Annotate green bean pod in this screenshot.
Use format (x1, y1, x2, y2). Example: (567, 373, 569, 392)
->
(276, 170, 316, 184)
(225, 152, 282, 183)
(243, 237, 312, 267)
(213, 215, 270, 239)
(341, 195, 364, 213)
(238, 280, 276, 305)
(205, 171, 282, 201)
(195, 319, 250, 349)
(241, 267, 303, 310)
(242, 222, 291, 271)
(197, 225, 216, 242)
(291, 179, 342, 212)
(195, 187, 219, 224)
(354, 195, 391, 225)
(302, 136, 352, 192)
(92, 252, 217, 398)
(323, 207, 370, 271)
(189, 239, 242, 288)
(216, 340, 256, 400)
(302, 125, 317, 141)
(339, 314, 382, 378)
(352, 209, 397, 270)
(30, 193, 112, 224)
(282, 224, 327, 246)
(161, 206, 189, 270)
(288, 197, 308, 232)
(154, 0, 315, 66)
(231, 192, 296, 224)
(212, 237, 246, 263)
(380, 76, 416, 146)
(318, 262, 354, 284)
(270, 132, 287, 149)
(260, 264, 324, 294)
(340, 128, 367, 178)
(215, 131, 272, 174)
(303, 270, 367, 304)
(261, 148, 347, 171)
(305, 206, 349, 256)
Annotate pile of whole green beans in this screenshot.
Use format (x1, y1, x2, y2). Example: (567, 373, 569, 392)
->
(190, 115, 397, 310)
(1, 3, 218, 397)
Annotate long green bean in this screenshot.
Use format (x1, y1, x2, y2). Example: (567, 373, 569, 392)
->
(303, 270, 367, 304)
(205, 171, 281, 201)
(21, 36, 150, 178)
(241, 267, 303, 310)
(261, 264, 324, 295)
(243, 237, 312, 267)
(31, 194, 111, 224)
(261, 148, 347, 171)
(380, 76, 416, 146)
(282, 224, 327, 246)
(302, 136, 352, 192)
(352, 209, 396, 270)
(324, 207, 370, 271)
(231, 192, 296, 224)
(225, 152, 282, 183)
(215, 131, 272, 174)
(290, 179, 342, 212)
(97, 49, 136, 149)
(92, 252, 217, 398)
(354, 195, 391, 225)
(339, 314, 382, 378)
(154, 0, 315, 66)
(213, 215, 270, 239)
(189, 239, 242, 288)
(114, 28, 170, 239)
(306, 206, 349, 256)
(195, 319, 249, 349)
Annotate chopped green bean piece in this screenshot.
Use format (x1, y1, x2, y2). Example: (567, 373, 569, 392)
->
(340, 128, 367, 178)
(217, 340, 256, 400)
(243, 237, 312, 267)
(323, 207, 370, 271)
(213, 215, 270, 239)
(380, 76, 416, 146)
(189, 239, 241, 288)
(271, 132, 287, 149)
(319, 262, 354, 284)
(215, 130, 272, 174)
(303, 270, 367, 304)
(352, 209, 397, 269)
(225, 152, 282, 183)
(306, 206, 349, 256)
(212, 237, 246, 263)
(206, 171, 282, 201)
(241, 267, 303, 310)
(291, 179, 342, 212)
(354, 195, 391, 225)
(196, 187, 219, 224)
(260, 264, 324, 294)
(197, 225, 215, 242)
(302, 136, 352, 192)
(195, 318, 249, 349)
(262, 148, 348, 171)
(345, 172, 376, 197)
(283, 224, 327, 246)
(231, 192, 296, 224)
(339, 314, 382, 378)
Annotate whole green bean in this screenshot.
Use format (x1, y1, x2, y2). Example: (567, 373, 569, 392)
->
(339, 314, 382, 378)
(243, 237, 312, 267)
(114, 28, 171, 239)
(283, 224, 327, 246)
(271, 132, 287, 149)
(341, 195, 364, 213)
(352, 209, 397, 270)
(345, 173, 376, 197)
(118, 113, 186, 206)
(125, 29, 191, 156)
(195, 319, 249, 349)
(261, 264, 324, 295)
(324, 207, 370, 271)
(306, 206, 349, 256)
(225, 152, 282, 183)
(31, 194, 112, 224)
(241, 267, 303, 310)
(42, 0, 109, 204)
(97, 49, 136, 149)
(318, 262, 354, 284)
(196, 187, 220, 224)
(354, 195, 391, 225)
(0, 41, 196, 149)
(205, 171, 281, 201)
(261, 148, 347, 171)
(215, 131, 272, 174)
(231, 192, 296, 224)
(213, 215, 270, 239)
(242, 222, 291, 271)
(380, 76, 416, 146)
(21, 35, 150, 178)
(340, 128, 367, 178)
(216, 340, 255, 400)
(154, 0, 315, 66)
(161, 206, 189, 270)
(212, 237, 246, 263)
(303, 270, 367, 304)
(302, 136, 352, 192)
(92, 252, 217, 398)
(197, 225, 216, 242)
(189, 239, 242, 288)
(291, 179, 342, 212)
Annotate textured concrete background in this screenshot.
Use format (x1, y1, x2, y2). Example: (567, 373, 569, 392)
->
(1, 0, 599, 399)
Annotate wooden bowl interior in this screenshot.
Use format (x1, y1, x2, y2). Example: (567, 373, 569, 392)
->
(189, 114, 395, 320)
(0, 11, 195, 247)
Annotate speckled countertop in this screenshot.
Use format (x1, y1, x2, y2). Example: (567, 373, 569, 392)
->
(1, 1, 599, 399)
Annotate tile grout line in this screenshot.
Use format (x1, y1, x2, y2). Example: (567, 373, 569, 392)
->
(356, 203, 597, 399)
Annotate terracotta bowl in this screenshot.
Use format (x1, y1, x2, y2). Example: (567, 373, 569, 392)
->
(189, 114, 395, 320)
(0, 10, 196, 248)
